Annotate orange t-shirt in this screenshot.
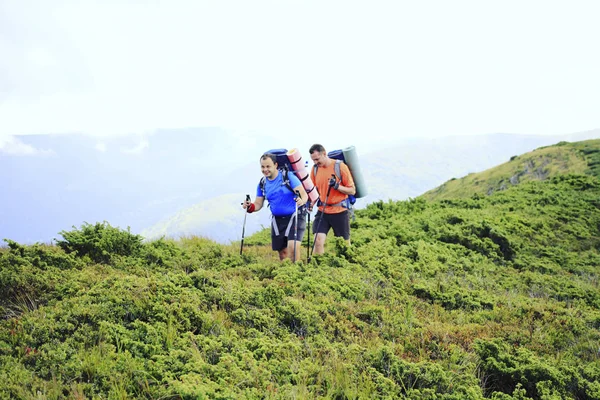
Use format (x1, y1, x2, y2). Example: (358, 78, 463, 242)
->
(310, 160, 355, 214)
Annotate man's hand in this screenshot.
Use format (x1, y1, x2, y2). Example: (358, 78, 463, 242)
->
(242, 200, 255, 213)
(328, 176, 340, 190)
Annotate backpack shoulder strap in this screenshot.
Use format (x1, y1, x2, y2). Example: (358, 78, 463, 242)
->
(281, 169, 295, 193)
(333, 159, 342, 181)
(313, 160, 342, 180)
(259, 176, 266, 197)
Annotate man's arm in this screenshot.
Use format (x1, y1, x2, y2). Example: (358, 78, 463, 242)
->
(253, 196, 265, 211)
(292, 184, 308, 206)
(336, 183, 356, 196)
(333, 164, 355, 195)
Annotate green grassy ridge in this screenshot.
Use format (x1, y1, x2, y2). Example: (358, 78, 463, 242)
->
(1, 175, 600, 399)
(421, 139, 600, 202)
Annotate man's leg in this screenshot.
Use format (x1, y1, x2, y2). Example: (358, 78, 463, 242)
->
(331, 210, 351, 246)
(272, 217, 289, 261)
(286, 240, 302, 261)
(278, 247, 289, 260)
(313, 233, 327, 255)
(312, 211, 330, 255)
(287, 212, 307, 261)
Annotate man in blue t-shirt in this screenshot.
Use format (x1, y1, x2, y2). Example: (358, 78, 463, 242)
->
(243, 153, 308, 261)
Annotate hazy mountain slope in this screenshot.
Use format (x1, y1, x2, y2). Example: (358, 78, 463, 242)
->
(0, 129, 277, 243)
(141, 192, 272, 243)
(421, 138, 600, 201)
(360, 130, 600, 202)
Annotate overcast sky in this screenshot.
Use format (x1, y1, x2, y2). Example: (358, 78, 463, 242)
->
(1, 0, 599, 154)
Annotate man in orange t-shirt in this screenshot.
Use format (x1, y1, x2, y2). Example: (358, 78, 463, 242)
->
(309, 144, 356, 255)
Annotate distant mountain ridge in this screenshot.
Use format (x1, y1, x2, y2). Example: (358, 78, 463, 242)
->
(421, 138, 600, 201)
(359, 130, 600, 202)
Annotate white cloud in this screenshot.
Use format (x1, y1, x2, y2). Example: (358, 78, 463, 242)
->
(0, 136, 53, 156)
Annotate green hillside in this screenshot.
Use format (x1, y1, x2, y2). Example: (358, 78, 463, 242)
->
(2, 145, 600, 398)
(421, 139, 600, 201)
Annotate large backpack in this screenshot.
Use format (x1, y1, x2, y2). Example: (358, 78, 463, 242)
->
(312, 153, 357, 219)
(259, 148, 307, 212)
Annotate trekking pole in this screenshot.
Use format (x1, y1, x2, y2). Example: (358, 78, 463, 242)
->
(308, 176, 335, 262)
(240, 194, 251, 256)
(306, 210, 311, 262)
(304, 160, 311, 262)
(293, 190, 299, 262)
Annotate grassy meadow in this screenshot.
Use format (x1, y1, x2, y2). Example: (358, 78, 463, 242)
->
(1, 140, 600, 399)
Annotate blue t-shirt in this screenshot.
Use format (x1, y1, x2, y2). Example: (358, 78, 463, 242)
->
(256, 170, 301, 217)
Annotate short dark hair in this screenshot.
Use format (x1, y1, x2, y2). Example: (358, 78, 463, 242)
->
(260, 153, 278, 165)
(309, 144, 326, 154)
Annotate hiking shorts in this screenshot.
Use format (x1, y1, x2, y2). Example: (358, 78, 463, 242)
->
(271, 213, 307, 251)
(313, 210, 350, 240)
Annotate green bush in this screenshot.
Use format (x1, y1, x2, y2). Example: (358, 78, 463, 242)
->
(56, 221, 143, 264)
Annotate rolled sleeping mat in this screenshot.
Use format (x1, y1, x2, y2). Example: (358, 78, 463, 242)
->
(296, 168, 320, 204)
(287, 148, 320, 204)
(286, 147, 305, 172)
(328, 145, 368, 198)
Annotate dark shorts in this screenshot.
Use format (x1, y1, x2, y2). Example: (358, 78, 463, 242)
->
(271, 212, 307, 251)
(313, 210, 350, 240)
